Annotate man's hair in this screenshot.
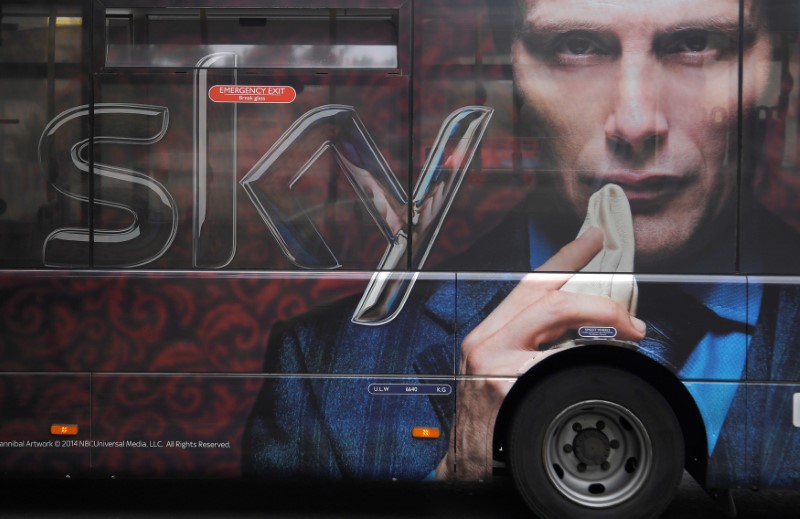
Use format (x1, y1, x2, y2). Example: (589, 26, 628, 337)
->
(759, 0, 800, 34)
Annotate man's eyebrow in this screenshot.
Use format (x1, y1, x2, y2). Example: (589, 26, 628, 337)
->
(518, 19, 610, 35)
(518, 17, 754, 36)
(658, 17, 747, 35)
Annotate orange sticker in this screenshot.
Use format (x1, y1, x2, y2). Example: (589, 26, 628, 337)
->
(411, 427, 441, 439)
(208, 85, 296, 104)
(50, 424, 79, 436)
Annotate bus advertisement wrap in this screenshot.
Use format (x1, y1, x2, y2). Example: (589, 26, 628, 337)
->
(1, 1, 800, 517)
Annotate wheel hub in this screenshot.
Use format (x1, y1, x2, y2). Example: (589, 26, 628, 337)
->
(572, 428, 611, 466)
(542, 400, 654, 508)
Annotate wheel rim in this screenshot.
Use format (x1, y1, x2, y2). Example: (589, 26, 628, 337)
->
(542, 399, 653, 508)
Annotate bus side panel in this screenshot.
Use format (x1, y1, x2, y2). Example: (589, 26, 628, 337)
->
(0, 272, 453, 375)
(93, 374, 453, 480)
(745, 278, 800, 488)
(748, 384, 800, 488)
(91, 375, 255, 478)
(0, 374, 90, 477)
(0, 271, 456, 478)
(683, 381, 749, 488)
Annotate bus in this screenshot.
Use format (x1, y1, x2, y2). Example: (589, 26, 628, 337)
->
(1, 1, 800, 517)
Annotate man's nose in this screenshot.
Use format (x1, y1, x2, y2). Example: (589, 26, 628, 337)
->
(604, 58, 668, 157)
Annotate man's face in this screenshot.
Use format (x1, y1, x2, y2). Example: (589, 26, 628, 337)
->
(512, 0, 773, 267)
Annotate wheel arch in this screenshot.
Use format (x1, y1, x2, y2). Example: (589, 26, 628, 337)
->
(493, 344, 709, 485)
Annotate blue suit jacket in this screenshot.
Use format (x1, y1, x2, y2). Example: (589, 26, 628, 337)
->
(241, 274, 531, 480)
(242, 201, 800, 486)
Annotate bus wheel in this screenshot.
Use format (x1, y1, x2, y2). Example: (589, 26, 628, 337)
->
(508, 366, 684, 519)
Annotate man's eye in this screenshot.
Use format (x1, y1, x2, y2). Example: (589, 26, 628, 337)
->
(564, 37, 597, 55)
(676, 33, 709, 53)
(519, 30, 613, 66)
(556, 35, 604, 56)
(661, 30, 733, 60)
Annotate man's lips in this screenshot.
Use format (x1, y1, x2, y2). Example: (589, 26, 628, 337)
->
(580, 173, 689, 207)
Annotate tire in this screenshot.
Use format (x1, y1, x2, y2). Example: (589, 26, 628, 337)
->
(508, 365, 684, 519)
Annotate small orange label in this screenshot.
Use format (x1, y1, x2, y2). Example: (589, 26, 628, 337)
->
(50, 424, 79, 436)
(412, 427, 441, 439)
(209, 85, 296, 104)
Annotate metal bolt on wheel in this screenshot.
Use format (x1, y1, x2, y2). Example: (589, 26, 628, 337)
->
(543, 400, 653, 508)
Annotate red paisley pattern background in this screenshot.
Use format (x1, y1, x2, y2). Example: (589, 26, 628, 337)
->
(0, 273, 369, 373)
(0, 273, 370, 477)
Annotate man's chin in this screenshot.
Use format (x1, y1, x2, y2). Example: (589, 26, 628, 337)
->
(631, 232, 695, 272)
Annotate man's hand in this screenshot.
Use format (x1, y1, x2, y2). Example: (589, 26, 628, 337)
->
(436, 227, 646, 480)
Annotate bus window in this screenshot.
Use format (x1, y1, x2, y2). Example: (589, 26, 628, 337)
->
(104, 8, 399, 70)
(0, 3, 89, 267)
